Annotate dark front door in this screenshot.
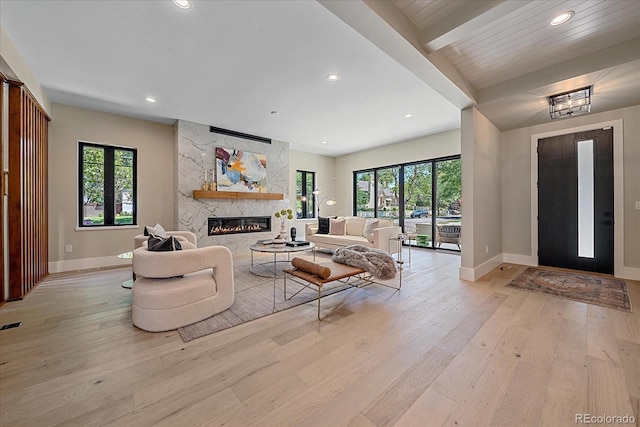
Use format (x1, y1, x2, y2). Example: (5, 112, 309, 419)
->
(538, 128, 614, 273)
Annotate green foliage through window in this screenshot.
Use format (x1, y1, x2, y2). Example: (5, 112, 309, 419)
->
(79, 142, 137, 227)
(353, 156, 461, 221)
(296, 170, 315, 218)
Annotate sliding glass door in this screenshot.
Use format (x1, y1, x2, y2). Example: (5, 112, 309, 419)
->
(434, 158, 462, 250)
(354, 155, 461, 252)
(376, 167, 400, 222)
(355, 171, 375, 218)
(404, 163, 433, 247)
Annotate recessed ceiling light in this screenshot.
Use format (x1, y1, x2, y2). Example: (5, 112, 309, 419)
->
(145, 97, 156, 103)
(321, 141, 328, 144)
(173, 0, 191, 10)
(327, 74, 340, 82)
(551, 11, 574, 26)
(404, 113, 414, 119)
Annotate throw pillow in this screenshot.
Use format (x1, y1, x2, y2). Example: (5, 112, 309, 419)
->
(147, 235, 182, 251)
(292, 257, 331, 279)
(318, 217, 331, 234)
(329, 218, 346, 235)
(362, 218, 379, 243)
(144, 223, 167, 238)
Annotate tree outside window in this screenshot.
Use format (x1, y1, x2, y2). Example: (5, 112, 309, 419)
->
(296, 170, 315, 218)
(79, 141, 137, 227)
(355, 171, 374, 218)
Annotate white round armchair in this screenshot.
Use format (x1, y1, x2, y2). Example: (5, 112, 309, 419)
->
(131, 244, 234, 332)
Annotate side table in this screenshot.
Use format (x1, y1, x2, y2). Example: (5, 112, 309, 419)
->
(117, 251, 134, 289)
(388, 234, 410, 265)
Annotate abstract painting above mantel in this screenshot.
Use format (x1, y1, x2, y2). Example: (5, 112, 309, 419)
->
(215, 147, 267, 192)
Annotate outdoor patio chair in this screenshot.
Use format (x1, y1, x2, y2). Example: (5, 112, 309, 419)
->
(436, 224, 461, 249)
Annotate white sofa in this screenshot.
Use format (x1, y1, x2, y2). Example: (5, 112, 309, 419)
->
(305, 216, 401, 254)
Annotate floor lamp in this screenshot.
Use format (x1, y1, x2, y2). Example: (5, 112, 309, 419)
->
(312, 188, 336, 217)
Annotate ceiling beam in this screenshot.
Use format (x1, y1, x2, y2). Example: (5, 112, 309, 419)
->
(478, 36, 640, 104)
(420, 0, 529, 52)
(319, 0, 476, 109)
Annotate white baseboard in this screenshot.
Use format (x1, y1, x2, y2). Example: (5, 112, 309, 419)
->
(619, 266, 640, 281)
(459, 267, 475, 282)
(502, 253, 537, 266)
(49, 256, 131, 273)
(459, 253, 503, 282)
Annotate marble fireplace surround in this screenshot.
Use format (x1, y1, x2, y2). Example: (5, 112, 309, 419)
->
(176, 120, 290, 257)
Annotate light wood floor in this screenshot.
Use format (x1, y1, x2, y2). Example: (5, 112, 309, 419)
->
(1, 249, 639, 427)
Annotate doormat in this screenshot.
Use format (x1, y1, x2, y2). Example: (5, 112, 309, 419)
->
(506, 267, 632, 312)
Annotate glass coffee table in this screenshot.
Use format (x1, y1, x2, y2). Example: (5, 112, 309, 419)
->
(249, 242, 316, 278)
(249, 242, 316, 311)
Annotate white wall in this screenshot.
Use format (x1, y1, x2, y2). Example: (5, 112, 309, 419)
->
(460, 107, 502, 281)
(0, 24, 51, 116)
(48, 103, 175, 272)
(333, 129, 461, 216)
(289, 149, 336, 238)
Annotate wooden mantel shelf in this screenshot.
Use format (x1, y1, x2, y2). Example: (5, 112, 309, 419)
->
(193, 190, 283, 200)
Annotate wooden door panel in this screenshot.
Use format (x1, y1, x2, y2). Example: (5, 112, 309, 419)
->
(538, 129, 613, 273)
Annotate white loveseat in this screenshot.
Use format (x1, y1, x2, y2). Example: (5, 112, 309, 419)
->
(305, 216, 401, 254)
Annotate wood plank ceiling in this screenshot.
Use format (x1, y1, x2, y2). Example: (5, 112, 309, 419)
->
(394, 0, 640, 89)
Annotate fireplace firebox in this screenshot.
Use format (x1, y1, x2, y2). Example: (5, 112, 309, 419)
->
(208, 216, 271, 236)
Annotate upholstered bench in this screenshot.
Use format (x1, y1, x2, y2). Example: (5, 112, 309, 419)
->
(283, 257, 400, 320)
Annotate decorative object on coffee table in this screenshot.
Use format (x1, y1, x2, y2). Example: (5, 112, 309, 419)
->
(290, 226, 297, 241)
(272, 236, 286, 246)
(274, 208, 293, 240)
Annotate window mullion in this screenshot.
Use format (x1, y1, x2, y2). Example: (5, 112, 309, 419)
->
(311, 172, 316, 218)
(302, 172, 308, 218)
(78, 144, 85, 227)
(104, 147, 115, 225)
(132, 149, 137, 225)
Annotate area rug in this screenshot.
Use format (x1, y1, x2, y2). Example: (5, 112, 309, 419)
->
(178, 276, 350, 342)
(506, 267, 632, 312)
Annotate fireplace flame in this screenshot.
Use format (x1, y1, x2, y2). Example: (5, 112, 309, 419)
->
(210, 224, 263, 235)
(208, 216, 270, 236)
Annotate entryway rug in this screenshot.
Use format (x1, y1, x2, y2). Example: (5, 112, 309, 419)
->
(178, 278, 351, 342)
(506, 267, 632, 312)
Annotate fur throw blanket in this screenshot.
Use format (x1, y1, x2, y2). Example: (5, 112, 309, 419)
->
(332, 245, 397, 280)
